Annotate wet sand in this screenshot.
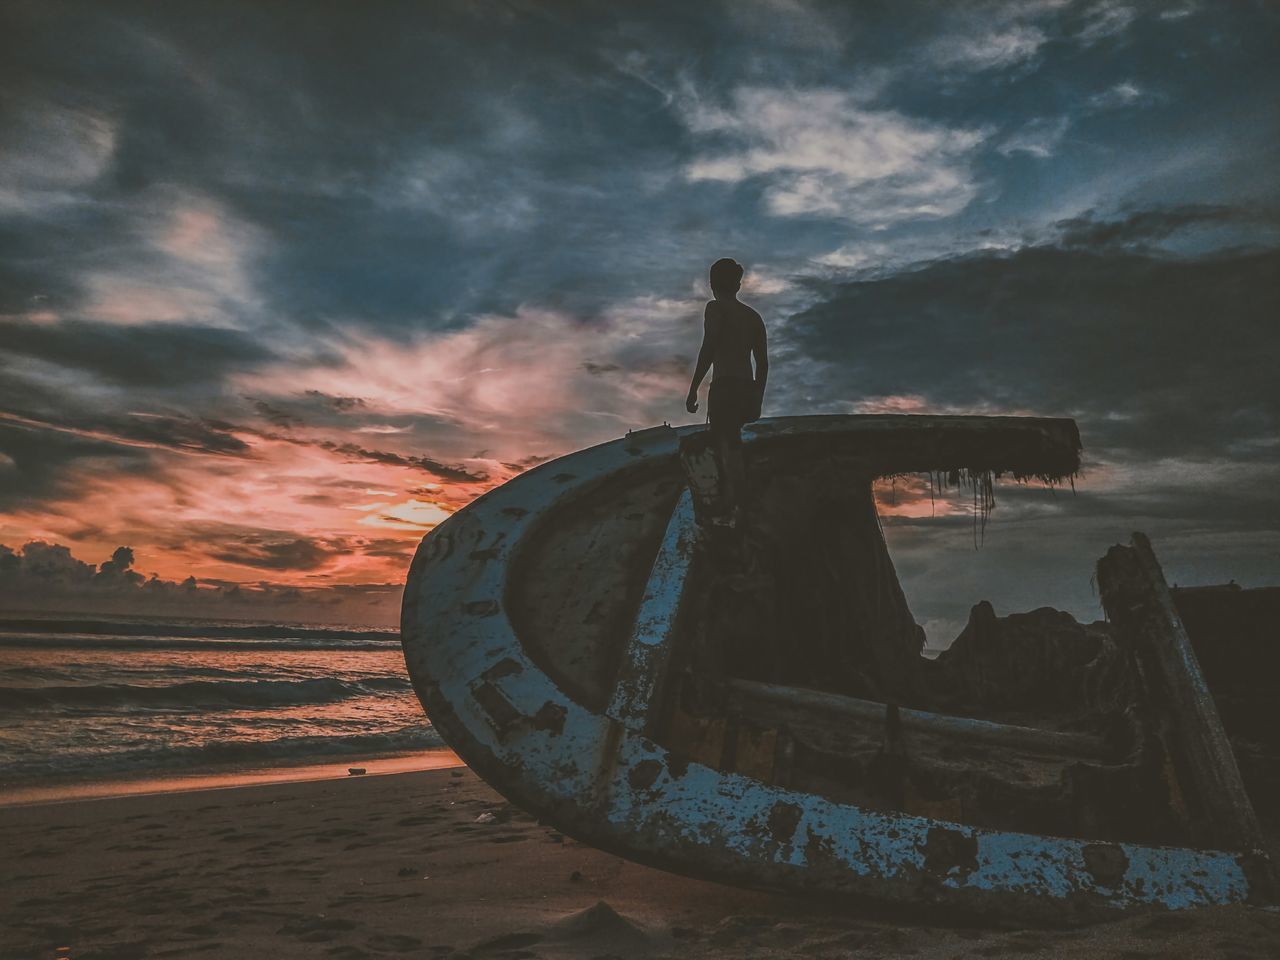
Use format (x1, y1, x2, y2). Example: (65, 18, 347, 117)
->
(3, 767, 1278, 959)
(0, 751, 465, 808)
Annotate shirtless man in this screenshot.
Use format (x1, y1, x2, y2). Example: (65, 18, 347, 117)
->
(685, 258, 769, 515)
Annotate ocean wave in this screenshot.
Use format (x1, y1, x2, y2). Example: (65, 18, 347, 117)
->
(0, 617, 398, 644)
(0, 635, 399, 652)
(1, 724, 444, 782)
(2, 675, 414, 711)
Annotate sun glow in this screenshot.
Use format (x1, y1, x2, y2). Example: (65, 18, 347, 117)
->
(358, 499, 455, 530)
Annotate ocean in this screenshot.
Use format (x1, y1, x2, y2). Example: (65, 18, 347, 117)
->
(0, 614, 442, 787)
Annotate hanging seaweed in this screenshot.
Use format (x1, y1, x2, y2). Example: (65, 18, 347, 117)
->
(749, 414, 1082, 548)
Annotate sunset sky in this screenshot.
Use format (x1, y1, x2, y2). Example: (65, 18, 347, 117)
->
(2, 1, 1278, 633)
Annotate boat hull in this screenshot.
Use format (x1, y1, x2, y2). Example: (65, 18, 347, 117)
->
(400, 416, 1259, 920)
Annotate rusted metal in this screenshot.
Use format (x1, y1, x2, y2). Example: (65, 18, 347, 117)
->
(401, 415, 1262, 922)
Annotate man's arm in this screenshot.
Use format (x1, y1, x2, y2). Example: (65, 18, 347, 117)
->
(686, 303, 718, 413)
(750, 314, 768, 419)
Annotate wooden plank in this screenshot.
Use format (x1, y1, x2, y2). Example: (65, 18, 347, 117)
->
(733, 725, 778, 781)
(666, 706, 728, 769)
(722, 676, 1111, 760)
(1096, 532, 1270, 864)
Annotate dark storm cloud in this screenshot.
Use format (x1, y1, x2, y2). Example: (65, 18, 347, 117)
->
(0, 421, 146, 511)
(0, 540, 112, 588)
(0, 539, 405, 622)
(5, 0, 1278, 340)
(240, 392, 408, 433)
(783, 214, 1280, 636)
(313, 441, 490, 486)
(257, 434, 489, 485)
(1052, 205, 1280, 251)
(248, 398, 302, 429)
(785, 240, 1280, 461)
(2, 0, 1279, 626)
(0, 406, 251, 511)
(357, 538, 416, 560)
(304, 391, 366, 412)
(0, 408, 251, 458)
(153, 523, 412, 575)
(206, 535, 338, 572)
(1, 0, 574, 325)
(1, 320, 276, 387)
(0, 0, 859, 328)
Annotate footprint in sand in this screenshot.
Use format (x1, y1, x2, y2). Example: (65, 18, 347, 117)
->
(396, 815, 440, 826)
(471, 931, 544, 955)
(1136, 912, 1198, 938)
(488, 832, 529, 844)
(364, 932, 424, 953)
(470, 900, 656, 958)
(277, 916, 361, 942)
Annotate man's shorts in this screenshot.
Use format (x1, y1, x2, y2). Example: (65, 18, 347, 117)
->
(708, 377, 760, 434)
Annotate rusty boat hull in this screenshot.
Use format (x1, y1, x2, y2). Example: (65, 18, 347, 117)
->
(400, 415, 1265, 921)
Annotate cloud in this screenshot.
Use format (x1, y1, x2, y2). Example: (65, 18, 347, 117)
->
(379, 147, 541, 238)
(1087, 80, 1153, 110)
(206, 534, 341, 571)
(358, 499, 454, 531)
(284, 438, 490, 486)
(0, 420, 145, 513)
(815, 228, 1027, 275)
(925, 25, 1048, 72)
(741, 269, 792, 296)
(680, 86, 990, 226)
(720, 0, 848, 53)
(1, 0, 1277, 627)
(81, 188, 268, 328)
(1158, 3, 1197, 21)
(0, 99, 117, 214)
(997, 116, 1071, 158)
(785, 228, 1280, 465)
(236, 293, 707, 460)
(814, 205, 1279, 283)
(1051, 205, 1279, 250)
(0, 319, 277, 387)
(815, 242, 895, 271)
(1075, 1, 1138, 45)
(0, 409, 250, 458)
(0, 539, 406, 625)
(305, 391, 367, 412)
(248, 399, 303, 428)
(781, 224, 1280, 631)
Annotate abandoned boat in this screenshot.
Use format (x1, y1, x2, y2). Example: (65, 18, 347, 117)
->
(400, 414, 1275, 921)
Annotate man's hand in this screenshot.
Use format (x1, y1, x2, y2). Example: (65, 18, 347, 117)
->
(685, 390, 699, 414)
(747, 380, 763, 422)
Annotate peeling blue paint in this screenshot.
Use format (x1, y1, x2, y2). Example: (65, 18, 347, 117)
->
(401, 416, 1256, 918)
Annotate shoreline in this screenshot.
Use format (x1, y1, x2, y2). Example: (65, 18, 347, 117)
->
(4, 766, 1279, 959)
(0, 747, 462, 808)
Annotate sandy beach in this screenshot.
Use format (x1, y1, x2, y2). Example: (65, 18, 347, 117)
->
(3, 766, 1278, 960)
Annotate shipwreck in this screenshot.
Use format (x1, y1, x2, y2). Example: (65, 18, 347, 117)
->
(400, 414, 1277, 921)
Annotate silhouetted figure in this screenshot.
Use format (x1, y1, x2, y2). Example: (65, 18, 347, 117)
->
(686, 258, 769, 520)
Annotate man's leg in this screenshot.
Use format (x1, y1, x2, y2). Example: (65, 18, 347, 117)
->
(712, 420, 745, 524)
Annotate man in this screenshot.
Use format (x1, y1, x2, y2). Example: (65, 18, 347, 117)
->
(685, 258, 768, 516)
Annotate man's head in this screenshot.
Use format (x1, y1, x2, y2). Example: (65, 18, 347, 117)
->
(709, 258, 744, 299)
